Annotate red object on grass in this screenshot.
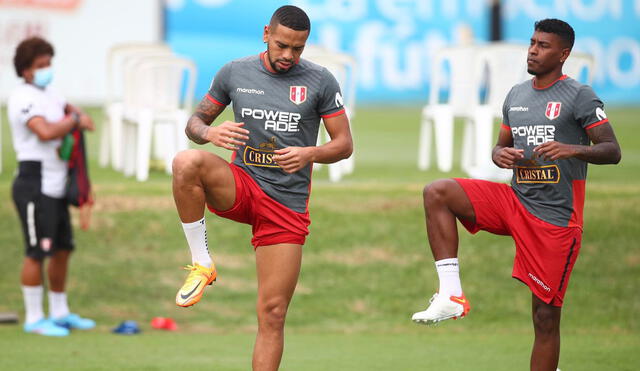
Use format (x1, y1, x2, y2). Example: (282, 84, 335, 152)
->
(150, 317, 178, 331)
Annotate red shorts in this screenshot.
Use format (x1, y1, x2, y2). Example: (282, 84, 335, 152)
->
(207, 164, 310, 248)
(455, 178, 582, 307)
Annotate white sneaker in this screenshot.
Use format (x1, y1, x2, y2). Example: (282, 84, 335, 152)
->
(412, 292, 471, 325)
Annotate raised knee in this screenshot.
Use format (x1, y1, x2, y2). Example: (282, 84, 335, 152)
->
(172, 149, 203, 178)
(423, 180, 451, 206)
(257, 298, 289, 330)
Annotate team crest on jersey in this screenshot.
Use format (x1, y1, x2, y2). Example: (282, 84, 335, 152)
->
(545, 102, 562, 120)
(289, 86, 307, 105)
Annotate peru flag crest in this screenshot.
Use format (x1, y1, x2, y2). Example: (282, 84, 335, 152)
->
(545, 102, 562, 120)
(289, 86, 307, 105)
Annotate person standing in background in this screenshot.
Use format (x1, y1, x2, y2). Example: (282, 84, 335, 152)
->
(8, 36, 96, 337)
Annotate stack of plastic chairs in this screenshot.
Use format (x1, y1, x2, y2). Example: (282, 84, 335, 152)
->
(303, 45, 357, 182)
(464, 43, 529, 180)
(100, 43, 172, 171)
(100, 43, 196, 181)
(121, 55, 196, 181)
(418, 44, 480, 173)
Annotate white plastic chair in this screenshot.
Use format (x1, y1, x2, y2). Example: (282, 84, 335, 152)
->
(100, 43, 172, 171)
(465, 43, 529, 180)
(303, 45, 357, 182)
(121, 55, 196, 181)
(418, 44, 480, 172)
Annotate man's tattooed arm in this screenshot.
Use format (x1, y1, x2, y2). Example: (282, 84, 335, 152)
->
(185, 97, 225, 144)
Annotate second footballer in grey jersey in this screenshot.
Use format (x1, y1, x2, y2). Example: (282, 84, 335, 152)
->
(411, 19, 621, 371)
(502, 75, 609, 228)
(207, 53, 345, 213)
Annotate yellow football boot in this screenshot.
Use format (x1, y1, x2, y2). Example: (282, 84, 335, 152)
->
(175, 263, 217, 307)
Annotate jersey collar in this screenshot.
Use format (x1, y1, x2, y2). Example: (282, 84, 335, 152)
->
(532, 74, 568, 90)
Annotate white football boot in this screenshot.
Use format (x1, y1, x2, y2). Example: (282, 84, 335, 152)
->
(412, 292, 471, 325)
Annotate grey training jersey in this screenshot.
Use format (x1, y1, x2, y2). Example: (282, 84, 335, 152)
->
(208, 53, 345, 213)
(502, 75, 609, 228)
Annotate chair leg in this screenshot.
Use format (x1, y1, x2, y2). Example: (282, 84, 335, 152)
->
(433, 106, 454, 172)
(136, 110, 153, 182)
(461, 119, 475, 173)
(418, 113, 432, 171)
(99, 110, 110, 168)
(123, 122, 136, 177)
(108, 103, 124, 171)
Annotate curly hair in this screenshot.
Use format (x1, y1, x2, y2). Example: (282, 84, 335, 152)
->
(13, 36, 54, 77)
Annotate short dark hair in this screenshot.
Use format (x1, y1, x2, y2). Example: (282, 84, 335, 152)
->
(270, 5, 310, 33)
(534, 19, 575, 50)
(13, 36, 54, 77)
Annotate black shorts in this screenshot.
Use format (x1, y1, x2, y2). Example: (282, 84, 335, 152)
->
(12, 161, 74, 260)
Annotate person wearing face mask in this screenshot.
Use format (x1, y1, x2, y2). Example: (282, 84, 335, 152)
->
(7, 36, 95, 337)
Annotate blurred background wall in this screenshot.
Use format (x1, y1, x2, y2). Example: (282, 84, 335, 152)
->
(0, 0, 162, 104)
(0, 0, 638, 105)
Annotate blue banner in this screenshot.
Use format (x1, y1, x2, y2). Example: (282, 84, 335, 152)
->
(503, 0, 640, 104)
(165, 0, 489, 103)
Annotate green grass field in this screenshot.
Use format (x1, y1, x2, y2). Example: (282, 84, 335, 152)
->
(0, 106, 638, 370)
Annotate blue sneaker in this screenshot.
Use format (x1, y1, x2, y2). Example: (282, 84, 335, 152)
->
(53, 313, 96, 330)
(24, 318, 70, 337)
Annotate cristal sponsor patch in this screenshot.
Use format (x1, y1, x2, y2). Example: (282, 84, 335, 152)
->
(243, 137, 279, 168)
(516, 165, 560, 184)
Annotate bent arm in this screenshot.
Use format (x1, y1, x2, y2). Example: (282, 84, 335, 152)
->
(185, 96, 226, 144)
(578, 122, 621, 164)
(310, 113, 353, 164)
(27, 115, 77, 141)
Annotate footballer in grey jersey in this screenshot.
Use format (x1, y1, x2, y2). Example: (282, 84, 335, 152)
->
(172, 6, 352, 370)
(412, 18, 621, 371)
(502, 75, 609, 228)
(207, 53, 345, 213)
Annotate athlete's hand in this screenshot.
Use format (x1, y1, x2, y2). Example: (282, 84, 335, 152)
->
(78, 113, 95, 131)
(273, 146, 313, 173)
(207, 121, 250, 150)
(493, 147, 524, 169)
(533, 141, 577, 161)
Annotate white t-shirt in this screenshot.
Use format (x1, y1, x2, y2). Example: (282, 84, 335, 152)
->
(8, 82, 68, 198)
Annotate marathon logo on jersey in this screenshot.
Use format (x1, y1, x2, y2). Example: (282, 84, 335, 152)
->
(516, 165, 560, 184)
(236, 87, 265, 95)
(241, 108, 301, 132)
(290, 86, 307, 105)
(509, 106, 528, 112)
(243, 137, 279, 168)
(545, 102, 562, 120)
(511, 125, 555, 146)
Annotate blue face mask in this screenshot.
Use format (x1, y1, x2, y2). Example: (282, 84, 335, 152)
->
(33, 67, 53, 88)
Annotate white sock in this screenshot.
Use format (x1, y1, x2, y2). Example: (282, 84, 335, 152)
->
(22, 285, 44, 325)
(435, 258, 462, 297)
(182, 217, 212, 268)
(48, 291, 70, 319)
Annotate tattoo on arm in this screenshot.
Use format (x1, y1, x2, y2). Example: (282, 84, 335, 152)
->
(185, 97, 225, 144)
(576, 123, 622, 164)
